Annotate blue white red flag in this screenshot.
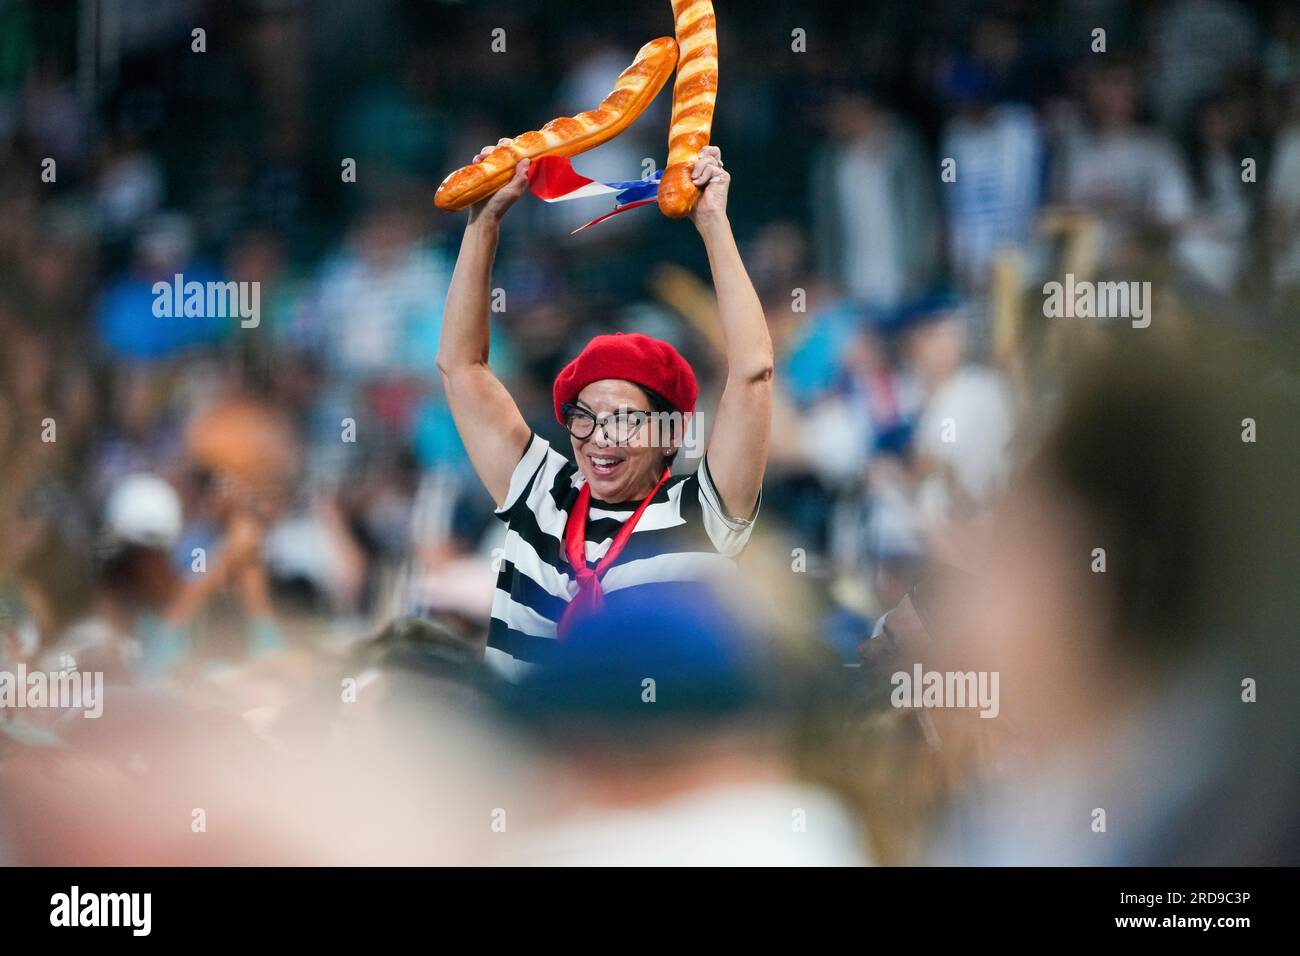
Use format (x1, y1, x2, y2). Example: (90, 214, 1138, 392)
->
(525, 156, 662, 233)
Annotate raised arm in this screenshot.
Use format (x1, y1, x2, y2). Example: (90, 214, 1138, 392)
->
(436, 142, 534, 508)
(688, 146, 774, 518)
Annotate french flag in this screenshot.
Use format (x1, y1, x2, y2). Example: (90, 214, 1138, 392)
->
(525, 156, 662, 233)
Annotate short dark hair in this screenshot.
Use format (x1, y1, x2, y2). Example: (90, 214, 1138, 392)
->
(638, 384, 675, 417)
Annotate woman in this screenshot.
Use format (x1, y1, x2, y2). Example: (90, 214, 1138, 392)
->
(437, 142, 772, 675)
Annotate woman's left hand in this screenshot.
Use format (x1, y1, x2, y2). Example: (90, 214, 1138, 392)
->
(687, 145, 730, 229)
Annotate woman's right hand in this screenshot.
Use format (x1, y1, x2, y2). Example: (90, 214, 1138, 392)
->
(467, 138, 531, 226)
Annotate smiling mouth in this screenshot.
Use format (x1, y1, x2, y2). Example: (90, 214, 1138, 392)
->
(587, 454, 625, 479)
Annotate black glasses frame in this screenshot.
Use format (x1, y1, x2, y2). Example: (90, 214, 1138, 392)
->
(561, 403, 653, 444)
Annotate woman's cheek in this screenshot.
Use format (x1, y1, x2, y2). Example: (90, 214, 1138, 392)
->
(632, 445, 661, 480)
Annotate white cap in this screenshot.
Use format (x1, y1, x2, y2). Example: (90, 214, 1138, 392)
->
(105, 473, 182, 550)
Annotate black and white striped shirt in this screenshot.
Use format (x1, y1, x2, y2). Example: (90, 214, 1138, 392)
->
(487, 433, 759, 677)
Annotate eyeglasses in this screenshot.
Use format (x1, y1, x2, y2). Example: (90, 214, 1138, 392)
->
(561, 403, 652, 444)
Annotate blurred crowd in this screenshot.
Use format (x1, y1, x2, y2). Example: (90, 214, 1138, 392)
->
(1, 0, 1298, 865)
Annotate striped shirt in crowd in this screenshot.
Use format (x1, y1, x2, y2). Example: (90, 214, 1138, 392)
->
(487, 433, 759, 678)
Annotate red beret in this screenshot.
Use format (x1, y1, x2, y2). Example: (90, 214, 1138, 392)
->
(553, 333, 698, 425)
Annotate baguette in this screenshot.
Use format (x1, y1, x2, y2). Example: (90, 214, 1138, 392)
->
(658, 0, 718, 218)
(435, 37, 679, 212)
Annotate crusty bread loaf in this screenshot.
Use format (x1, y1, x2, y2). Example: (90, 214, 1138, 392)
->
(658, 0, 718, 218)
(435, 37, 679, 212)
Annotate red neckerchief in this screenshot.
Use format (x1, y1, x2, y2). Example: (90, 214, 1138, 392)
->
(557, 466, 671, 638)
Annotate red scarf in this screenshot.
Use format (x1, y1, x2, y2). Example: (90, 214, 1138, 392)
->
(557, 467, 671, 639)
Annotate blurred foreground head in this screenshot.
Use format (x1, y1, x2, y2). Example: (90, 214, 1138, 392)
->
(504, 582, 782, 759)
(348, 614, 493, 718)
(943, 329, 1300, 863)
(970, 334, 1299, 721)
(498, 582, 867, 865)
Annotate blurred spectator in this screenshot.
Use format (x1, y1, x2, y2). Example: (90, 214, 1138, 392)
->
(939, 62, 1044, 298)
(312, 205, 448, 385)
(39, 473, 186, 682)
(95, 213, 229, 360)
(333, 44, 451, 208)
(1266, 91, 1300, 290)
(95, 134, 164, 237)
(1055, 59, 1193, 265)
(1150, 0, 1257, 131)
(499, 583, 870, 865)
(899, 298, 1014, 544)
(1263, 5, 1300, 94)
(1176, 89, 1260, 294)
(810, 88, 939, 312)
